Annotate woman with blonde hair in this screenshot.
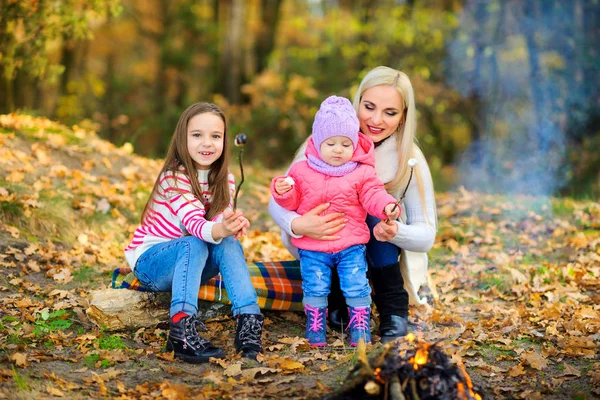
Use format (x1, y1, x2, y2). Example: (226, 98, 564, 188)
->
(269, 66, 437, 343)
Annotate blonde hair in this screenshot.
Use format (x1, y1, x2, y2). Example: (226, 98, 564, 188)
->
(352, 66, 430, 220)
(292, 67, 433, 225)
(141, 102, 231, 222)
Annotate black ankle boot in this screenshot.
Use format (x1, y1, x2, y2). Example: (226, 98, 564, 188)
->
(327, 271, 348, 331)
(370, 263, 410, 342)
(379, 315, 408, 344)
(166, 315, 225, 363)
(235, 314, 264, 360)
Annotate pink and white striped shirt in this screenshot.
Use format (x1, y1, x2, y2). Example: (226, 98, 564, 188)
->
(124, 168, 235, 269)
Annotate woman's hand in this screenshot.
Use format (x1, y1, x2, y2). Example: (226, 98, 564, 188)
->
(290, 203, 346, 240)
(373, 219, 398, 242)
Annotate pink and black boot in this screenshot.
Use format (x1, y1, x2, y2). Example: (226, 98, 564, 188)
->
(304, 304, 327, 347)
(347, 306, 371, 346)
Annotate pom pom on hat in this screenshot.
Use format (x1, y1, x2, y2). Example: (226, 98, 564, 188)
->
(312, 96, 359, 153)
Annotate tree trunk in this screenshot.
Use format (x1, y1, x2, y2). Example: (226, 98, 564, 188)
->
(154, 0, 170, 117)
(255, 0, 282, 75)
(59, 38, 77, 100)
(104, 18, 117, 144)
(521, 0, 549, 151)
(218, 0, 246, 104)
(467, 0, 488, 149)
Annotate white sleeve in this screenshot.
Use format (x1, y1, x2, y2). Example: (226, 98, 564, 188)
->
(389, 154, 437, 252)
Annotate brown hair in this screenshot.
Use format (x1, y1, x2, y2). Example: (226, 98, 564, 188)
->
(141, 102, 231, 223)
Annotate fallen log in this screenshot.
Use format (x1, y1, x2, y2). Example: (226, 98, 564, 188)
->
(85, 289, 230, 331)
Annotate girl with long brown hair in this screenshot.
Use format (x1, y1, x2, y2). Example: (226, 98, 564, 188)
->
(125, 102, 263, 363)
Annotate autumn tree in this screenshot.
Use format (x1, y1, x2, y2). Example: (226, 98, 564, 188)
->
(0, 0, 121, 113)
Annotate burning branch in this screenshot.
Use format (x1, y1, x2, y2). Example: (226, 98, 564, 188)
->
(325, 334, 484, 400)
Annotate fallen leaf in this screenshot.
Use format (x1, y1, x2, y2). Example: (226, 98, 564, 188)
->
(507, 363, 526, 377)
(558, 362, 580, 377)
(46, 385, 65, 397)
(521, 349, 548, 370)
(10, 353, 28, 367)
(241, 367, 281, 379)
(223, 363, 242, 377)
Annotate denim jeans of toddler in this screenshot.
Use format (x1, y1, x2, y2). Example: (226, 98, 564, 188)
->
(134, 236, 260, 318)
(299, 244, 371, 309)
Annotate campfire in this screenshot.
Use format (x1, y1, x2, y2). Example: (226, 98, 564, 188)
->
(327, 333, 483, 400)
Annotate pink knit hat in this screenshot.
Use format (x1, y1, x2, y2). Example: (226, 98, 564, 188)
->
(312, 96, 359, 154)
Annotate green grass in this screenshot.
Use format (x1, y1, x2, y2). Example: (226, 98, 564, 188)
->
(96, 334, 126, 351)
(551, 198, 576, 218)
(84, 353, 100, 368)
(478, 274, 512, 293)
(0, 200, 24, 221)
(0, 183, 76, 243)
(477, 342, 516, 359)
(73, 266, 100, 283)
(84, 353, 113, 369)
(12, 366, 30, 391)
(6, 333, 29, 346)
(33, 310, 73, 336)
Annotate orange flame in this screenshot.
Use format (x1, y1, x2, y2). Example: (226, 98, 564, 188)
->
(456, 356, 482, 400)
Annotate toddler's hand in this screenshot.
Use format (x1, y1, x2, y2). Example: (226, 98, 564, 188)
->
(384, 203, 400, 221)
(275, 177, 294, 195)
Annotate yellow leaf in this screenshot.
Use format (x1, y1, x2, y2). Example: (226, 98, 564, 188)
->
(558, 362, 580, 377)
(507, 267, 528, 284)
(160, 381, 190, 400)
(51, 268, 73, 284)
(241, 367, 281, 379)
(521, 349, 548, 370)
(46, 386, 65, 397)
(223, 363, 242, 377)
(78, 233, 89, 245)
(507, 363, 526, 377)
(10, 352, 28, 367)
(120, 142, 134, 154)
(269, 357, 304, 371)
(6, 225, 20, 238)
(7, 170, 24, 183)
(566, 233, 588, 249)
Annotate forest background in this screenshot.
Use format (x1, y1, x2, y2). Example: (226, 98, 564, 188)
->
(2, 0, 599, 198)
(1, 1, 600, 398)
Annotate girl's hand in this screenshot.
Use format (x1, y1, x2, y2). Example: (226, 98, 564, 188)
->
(290, 203, 346, 240)
(373, 219, 398, 242)
(384, 203, 400, 221)
(234, 216, 250, 240)
(214, 210, 247, 239)
(275, 178, 293, 195)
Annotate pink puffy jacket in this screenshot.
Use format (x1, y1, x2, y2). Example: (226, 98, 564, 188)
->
(271, 133, 398, 253)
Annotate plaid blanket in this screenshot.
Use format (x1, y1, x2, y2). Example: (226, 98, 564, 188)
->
(112, 260, 304, 311)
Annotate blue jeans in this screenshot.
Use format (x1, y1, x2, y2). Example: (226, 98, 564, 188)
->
(298, 244, 371, 308)
(134, 236, 260, 318)
(365, 214, 400, 267)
